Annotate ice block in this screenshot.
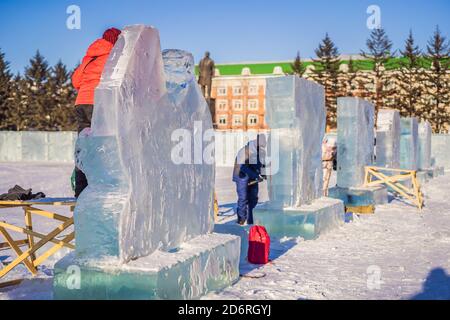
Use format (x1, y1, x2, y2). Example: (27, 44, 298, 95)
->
(74, 25, 214, 262)
(399, 117, 419, 170)
(418, 121, 432, 170)
(55, 25, 240, 300)
(376, 109, 400, 168)
(264, 76, 325, 208)
(336, 98, 375, 188)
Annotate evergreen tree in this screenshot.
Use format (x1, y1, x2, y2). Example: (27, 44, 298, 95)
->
(361, 28, 394, 116)
(342, 57, 359, 97)
(394, 30, 425, 118)
(423, 26, 450, 133)
(311, 33, 341, 128)
(48, 61, 76, 131)
(0, 49, 14, 130)
(22, 51, 51, 130)
(290, 51, 306, 77)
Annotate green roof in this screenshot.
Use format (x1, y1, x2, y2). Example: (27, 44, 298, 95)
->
(195, 57, 440, 76)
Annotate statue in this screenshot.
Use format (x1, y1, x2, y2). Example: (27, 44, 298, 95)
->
(198, 51, 215, 100)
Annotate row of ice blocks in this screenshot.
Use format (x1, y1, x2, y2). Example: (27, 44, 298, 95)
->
(328, 186, 388, 207)
(53, 234, 240, 300)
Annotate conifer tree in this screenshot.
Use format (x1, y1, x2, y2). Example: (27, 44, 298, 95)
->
(311, 33, 341, 128)
(394, 30, 425, 118)
(22, 51, 51, 130)
(361, 28, 394, 116)
(0, 49, 13, 130)
(291, 51, 306, 77)
(423, 26, 450, 133)
(48, 61, 76, 130)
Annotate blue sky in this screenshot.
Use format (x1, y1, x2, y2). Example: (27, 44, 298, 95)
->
(0, 0, 449, 74)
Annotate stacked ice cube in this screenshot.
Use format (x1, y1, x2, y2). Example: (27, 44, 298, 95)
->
(265, 76, 326, 208)
(376, 109, 401, 168)
(400, 117, 419, 170)
(336, 98, 375, 188)
(418, 121, 432, 170)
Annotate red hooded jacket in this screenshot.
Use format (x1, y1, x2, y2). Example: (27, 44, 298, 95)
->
(72, 39, 114, 106)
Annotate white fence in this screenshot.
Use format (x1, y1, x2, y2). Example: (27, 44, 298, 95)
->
(0, 131, 268, 166)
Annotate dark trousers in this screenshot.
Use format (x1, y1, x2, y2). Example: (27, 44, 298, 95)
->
(74, 104, 93, 198)
(235, 176, 259, 225)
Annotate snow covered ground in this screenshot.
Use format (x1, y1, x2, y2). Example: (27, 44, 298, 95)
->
(0, 163, 449, 300)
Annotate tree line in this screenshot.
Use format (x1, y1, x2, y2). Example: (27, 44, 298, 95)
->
(0, 26, 449, 132)
(0, 51, 77, 131)
(291, 26, 450, 132)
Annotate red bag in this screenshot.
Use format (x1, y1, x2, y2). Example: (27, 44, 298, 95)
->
(248, 226, 271, 264)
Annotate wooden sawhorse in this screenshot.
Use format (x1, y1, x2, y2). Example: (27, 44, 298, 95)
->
(0, 198, 76, 285)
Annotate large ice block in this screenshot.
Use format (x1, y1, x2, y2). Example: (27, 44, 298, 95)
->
(264, 76, 325, 207)
(418, 121, 432, 170)
(54, 233, 240, 300)
(376, 109, 400, 168)
(400, 117, 419, 170)
(328, 186, 388, 207)
(336, 98, 375, 188)
(55, 25, 240, 300)
(74, 25, 214, 262)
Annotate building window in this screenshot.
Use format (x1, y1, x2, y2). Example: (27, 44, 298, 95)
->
(233, 115, 243, 126)
(233, 86, 243, 95)
(248, 86, 258, 95)
(248, 99, 259, 111)
(248, 115, 258, 125)
(217, 87, 227, 96)
(218, 115, 227, 125)
(217, 100, 228, 111)
(233, 100, 243, 111)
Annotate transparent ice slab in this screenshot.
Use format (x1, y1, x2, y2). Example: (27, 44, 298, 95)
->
(336, 98, 375, 188)
(253, 198, 345, 239)
(74, 25, 214, 262)
(53, 233, 240, 300)
(400, 117, 419, 170)
(376, 109, 400, 168)
(418, 121, 432, 170)
(328, 186, 388, 207)
(264, 76, 326, 208)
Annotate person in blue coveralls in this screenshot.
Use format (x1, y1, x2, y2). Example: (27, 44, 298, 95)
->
(232, 134, 267, 225)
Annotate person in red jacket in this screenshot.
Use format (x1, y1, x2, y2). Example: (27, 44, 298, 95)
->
(72, 27, 121, 198)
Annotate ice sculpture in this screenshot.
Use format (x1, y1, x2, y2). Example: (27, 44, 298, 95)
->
(418, 121, 432, 170)
(336, 98, 375, 188)
(54, 25, 240, 300)
(265, 76, 325, 207)
(376, 109, 401, 168)
(248, 76, 344, 239)
(400, 117, 419, 170)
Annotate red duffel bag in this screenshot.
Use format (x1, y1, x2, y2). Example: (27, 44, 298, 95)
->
(248, 225, 270, 264)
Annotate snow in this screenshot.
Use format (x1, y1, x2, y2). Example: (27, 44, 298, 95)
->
(1, 163, 450, 300)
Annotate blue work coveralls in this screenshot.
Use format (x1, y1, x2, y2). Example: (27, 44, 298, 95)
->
(232, 140, 264, 224)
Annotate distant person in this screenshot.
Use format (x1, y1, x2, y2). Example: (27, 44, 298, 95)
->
(72, 27, 121, 198)
(233, 135, 267, 225)
(322, 137, 337, 196)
